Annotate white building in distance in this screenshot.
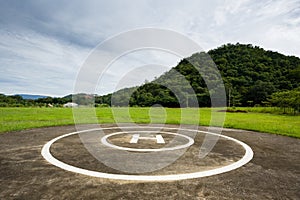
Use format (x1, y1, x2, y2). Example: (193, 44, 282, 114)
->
(63, 102, 78, 108)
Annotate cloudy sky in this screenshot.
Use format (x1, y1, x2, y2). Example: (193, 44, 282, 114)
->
(1, 0, 299, 96)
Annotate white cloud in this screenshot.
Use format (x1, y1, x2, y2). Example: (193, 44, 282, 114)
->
(0, 0, 299, 96)
(0, 29, 90, 96)
(96, 49, 179, 94)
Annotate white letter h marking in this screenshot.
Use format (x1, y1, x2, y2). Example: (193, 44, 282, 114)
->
(130, 134, 165, 144)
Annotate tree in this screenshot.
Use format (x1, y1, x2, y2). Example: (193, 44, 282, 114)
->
(270, 88, 300, 114)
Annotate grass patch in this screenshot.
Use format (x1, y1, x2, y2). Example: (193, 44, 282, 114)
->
(0, 107, 299, 138)
(0, 107, 74, 132)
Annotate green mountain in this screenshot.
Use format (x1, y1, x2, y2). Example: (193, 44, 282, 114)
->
(101, 43, 300, 107)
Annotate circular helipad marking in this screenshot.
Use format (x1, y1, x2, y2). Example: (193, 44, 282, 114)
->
(101, 131, 194, 152)
(41, 126, 254, 181)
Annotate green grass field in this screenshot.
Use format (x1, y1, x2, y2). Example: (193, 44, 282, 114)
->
(0, 107, 299, 138)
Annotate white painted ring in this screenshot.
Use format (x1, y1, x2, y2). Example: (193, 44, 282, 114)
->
(41, 126, 254, 181)
(101, 131, 194, 152)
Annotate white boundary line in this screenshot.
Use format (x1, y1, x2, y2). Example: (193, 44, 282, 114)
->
(101, 131, 194, 152)
(41, 126, 254, 181)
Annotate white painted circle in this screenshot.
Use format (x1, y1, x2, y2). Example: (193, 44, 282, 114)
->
(41, 126, 254, 181)
(101, 131, 194, 152)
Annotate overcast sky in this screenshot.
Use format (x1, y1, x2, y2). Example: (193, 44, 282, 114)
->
(1, 0, 299, 96)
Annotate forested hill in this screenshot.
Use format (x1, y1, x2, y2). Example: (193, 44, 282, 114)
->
(126, 43, 300, 107)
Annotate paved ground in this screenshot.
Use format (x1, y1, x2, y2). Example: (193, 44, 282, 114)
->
(0, 124, 299, 199)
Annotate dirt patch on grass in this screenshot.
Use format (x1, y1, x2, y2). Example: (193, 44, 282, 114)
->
(218, 109, 248, 113)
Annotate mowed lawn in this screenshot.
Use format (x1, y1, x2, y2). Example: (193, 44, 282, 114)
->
(0, 107, 299, 138)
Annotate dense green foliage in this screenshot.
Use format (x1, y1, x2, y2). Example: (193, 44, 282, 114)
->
(1, 107, 299, 138)
(129, 83, 180, 107)
(0, 94, 28, 107)
(211, 44, 299, 106)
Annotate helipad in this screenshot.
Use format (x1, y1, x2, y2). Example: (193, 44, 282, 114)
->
(41, 126, 253, 181)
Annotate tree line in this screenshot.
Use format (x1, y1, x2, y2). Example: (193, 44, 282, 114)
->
(0, 94, 72, 107)
(270, 87, 300, 114)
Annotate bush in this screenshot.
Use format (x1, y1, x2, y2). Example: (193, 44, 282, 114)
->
(0, 103, 8, 107)
(270, 88, 300, 114)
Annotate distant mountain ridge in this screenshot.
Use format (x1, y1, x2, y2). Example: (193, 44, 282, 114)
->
(16, 94, 50, 100)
